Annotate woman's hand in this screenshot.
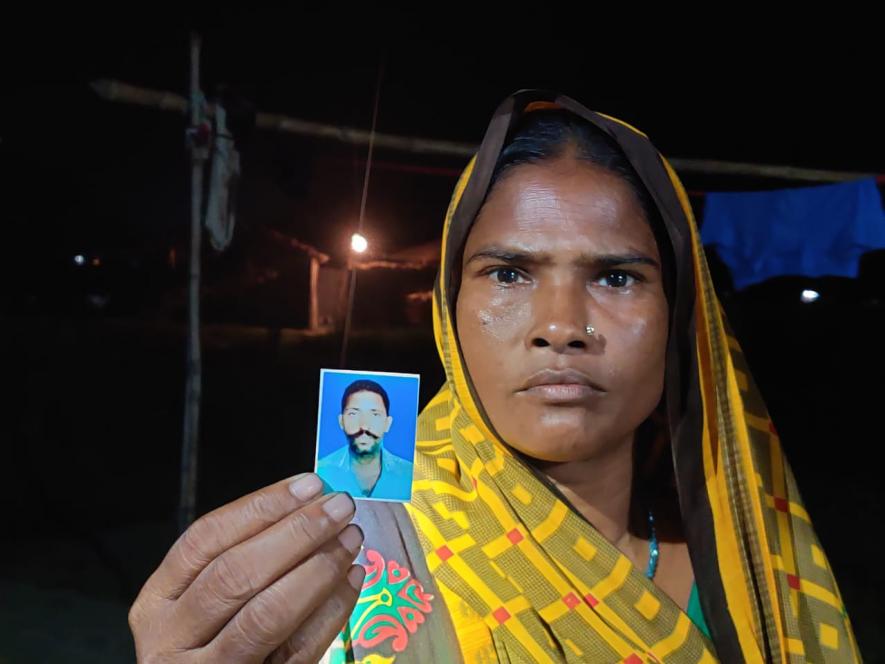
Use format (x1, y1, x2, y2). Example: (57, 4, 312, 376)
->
(129, 474, 364, 663)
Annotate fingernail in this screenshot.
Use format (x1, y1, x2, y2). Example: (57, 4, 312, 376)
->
(347, 564, 366, 590)
(338, 525, 364, 554)
(322, 493, 355, 522)
(289, 474, 323, 500)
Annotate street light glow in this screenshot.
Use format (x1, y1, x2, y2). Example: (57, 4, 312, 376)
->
(351, 233, 368, 253)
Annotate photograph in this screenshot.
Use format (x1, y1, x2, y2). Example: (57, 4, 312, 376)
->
(315, 369, 419, 502)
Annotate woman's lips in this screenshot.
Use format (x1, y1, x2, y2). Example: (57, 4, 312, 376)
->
(521, 382, 603, 403)
(518, 368, 606, 404)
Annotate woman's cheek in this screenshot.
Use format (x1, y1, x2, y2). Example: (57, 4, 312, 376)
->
(464, 288, 530, 344)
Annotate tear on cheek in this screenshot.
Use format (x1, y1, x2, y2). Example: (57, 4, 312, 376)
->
(629, 318, 649, 335)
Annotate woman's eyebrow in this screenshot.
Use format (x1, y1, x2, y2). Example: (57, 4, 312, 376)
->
(465, 247, 538, 265)
(592, 253, 660, 269)
(466, 246, 659, 269)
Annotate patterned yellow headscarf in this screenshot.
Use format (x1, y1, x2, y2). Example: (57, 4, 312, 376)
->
(405, 91, 860, 663)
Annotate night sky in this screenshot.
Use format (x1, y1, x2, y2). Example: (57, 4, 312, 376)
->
(3, 12, 883, 278)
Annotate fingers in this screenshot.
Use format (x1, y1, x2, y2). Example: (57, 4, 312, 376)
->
(266, 565, 366, 664)
(200, 525, 365, 662)
(171, 493, 357, 647)
(142, 474, 325, 602)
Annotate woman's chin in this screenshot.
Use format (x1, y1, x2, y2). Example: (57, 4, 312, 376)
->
(505, 431, 602, 464)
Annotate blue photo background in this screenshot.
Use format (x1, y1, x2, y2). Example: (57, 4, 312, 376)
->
(315, 370, 420, 462)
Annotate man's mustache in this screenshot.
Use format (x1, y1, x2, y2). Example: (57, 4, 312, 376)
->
(348, 428, 380, 441)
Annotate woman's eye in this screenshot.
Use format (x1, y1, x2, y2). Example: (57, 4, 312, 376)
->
(490, 268, 524, 285)
(596, 270, 637, 288)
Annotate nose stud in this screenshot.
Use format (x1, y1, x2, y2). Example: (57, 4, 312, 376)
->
(585, 325, 596, 336)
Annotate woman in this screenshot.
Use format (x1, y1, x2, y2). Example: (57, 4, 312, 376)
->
(129, 91, 859, 663)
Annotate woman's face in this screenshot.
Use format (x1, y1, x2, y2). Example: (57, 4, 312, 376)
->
(455, 157, 668, 462)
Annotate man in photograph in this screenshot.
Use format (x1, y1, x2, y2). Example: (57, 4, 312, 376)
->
(317, 379, 414, 499)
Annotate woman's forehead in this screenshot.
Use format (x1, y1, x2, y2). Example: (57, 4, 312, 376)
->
(467, 161, 658, 256)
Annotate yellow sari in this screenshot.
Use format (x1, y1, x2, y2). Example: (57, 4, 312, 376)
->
(403, 91, 859, 663)
(330, 90, 859, 664)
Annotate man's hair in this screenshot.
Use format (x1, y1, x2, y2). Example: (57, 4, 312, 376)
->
(341, 379, 390, 414)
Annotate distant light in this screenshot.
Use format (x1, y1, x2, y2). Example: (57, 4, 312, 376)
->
(800, 289, 820, 303)
(91, 257, 101, 267)
(86, 293, 110, 310)
(74, 255, 86, 266)
(351, 233, 368, 254)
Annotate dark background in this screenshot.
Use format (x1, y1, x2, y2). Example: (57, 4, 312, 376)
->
(2, 11, 883, 662)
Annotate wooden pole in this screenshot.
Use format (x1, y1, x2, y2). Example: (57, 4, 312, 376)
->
(91, 79, 883, 184)
(338, 266, 357, 368)
(309, 255, 320, 331)
(178, 33, 207, 533)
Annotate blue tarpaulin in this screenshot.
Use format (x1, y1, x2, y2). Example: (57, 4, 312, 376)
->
(701, 178, 885, 289)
